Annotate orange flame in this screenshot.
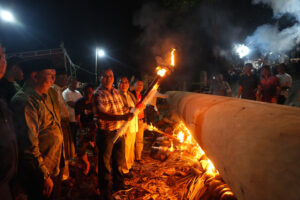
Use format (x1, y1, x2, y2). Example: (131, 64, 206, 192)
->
(177, 131, 184, 143)
(173, 121, 219, 176)
(170, 48, 176, 66)
(170, 142, 174, 152)
(148, 123, 154, 131)
(206, 159, 217, 175)
(156, 66, 167, 77)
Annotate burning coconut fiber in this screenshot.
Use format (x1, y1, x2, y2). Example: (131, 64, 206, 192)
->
(112, 119, 237, 200)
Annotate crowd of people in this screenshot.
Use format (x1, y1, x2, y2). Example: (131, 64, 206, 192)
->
(0, 44, 295, 200)
(0, 46, 170, 200)
(210, 63, 293, 105)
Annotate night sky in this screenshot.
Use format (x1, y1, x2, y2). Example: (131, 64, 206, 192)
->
(0, 0, 286, 83)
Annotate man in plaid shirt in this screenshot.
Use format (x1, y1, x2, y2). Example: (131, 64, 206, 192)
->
(94, 67, 133, 200)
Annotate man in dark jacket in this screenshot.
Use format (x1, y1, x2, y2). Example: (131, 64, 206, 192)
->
(0, 56, 23, 103)
(0, 46, 18, 200)
(238, 63, 259, 100)
(11, 59, 63, 199)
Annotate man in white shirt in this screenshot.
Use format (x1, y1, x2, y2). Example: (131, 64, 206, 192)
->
(118, 76, 138, 176)
(62, 77, 82, 151)
(276, 64, 292, 105)
(146, 90, 168, 124)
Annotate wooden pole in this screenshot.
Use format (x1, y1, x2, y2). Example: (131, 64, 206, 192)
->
(167, 91, 300, 200)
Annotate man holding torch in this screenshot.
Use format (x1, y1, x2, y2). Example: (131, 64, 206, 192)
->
(93, 67, 133, 199)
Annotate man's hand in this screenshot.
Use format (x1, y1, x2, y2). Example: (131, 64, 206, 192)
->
(43, 176, 54, 198)
(156, 110, 160, 116)
(124, 112, 134, 121)
(136, 102, 145, 111)
(89, 141, 95, 148)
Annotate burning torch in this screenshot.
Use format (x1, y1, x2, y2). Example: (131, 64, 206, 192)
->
(113, 48, 176, 143)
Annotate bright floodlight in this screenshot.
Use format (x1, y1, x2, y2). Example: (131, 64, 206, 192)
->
(234, 44, 250, 58)
(97, 49, 105, 57)
(0, 10, 15, 22)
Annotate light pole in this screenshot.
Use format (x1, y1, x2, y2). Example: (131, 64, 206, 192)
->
(95, 48, 105, 83)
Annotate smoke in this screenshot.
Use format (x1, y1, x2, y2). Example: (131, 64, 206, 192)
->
(253, 0, 300, 20)
(247, 0, 300, 55)
(247, 23, 299, 53)
(133, 1, 249, 77)
(133, 2, 185, 68)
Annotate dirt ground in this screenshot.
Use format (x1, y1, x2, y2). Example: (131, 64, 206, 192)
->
(61, 132, 196, 200)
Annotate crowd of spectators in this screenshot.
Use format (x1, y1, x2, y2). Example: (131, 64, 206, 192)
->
(0, 45, 170, 200)
(210, 63, 293, 105)
(0, 44, 296, 200)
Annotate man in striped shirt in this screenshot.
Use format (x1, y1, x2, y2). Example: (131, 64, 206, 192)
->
(94, 67, 133, 200)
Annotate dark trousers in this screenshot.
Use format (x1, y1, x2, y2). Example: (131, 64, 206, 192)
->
(20, 174, 61, 200)
(96, 129, 125, 200)
(146, 105, 156, 125)
(69, 122, 78, 152)
(277, 95, 286, 105)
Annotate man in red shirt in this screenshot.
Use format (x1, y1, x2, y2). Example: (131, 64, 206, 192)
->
(258, 65, 281, 103)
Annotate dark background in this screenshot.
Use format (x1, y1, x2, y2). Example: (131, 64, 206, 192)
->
(1, 0, 296, 85)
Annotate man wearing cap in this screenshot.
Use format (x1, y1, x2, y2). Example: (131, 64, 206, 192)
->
(0, 56, 23, 103)
(11, 59, 63, 199)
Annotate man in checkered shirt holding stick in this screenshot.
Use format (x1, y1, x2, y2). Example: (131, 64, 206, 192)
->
(93, 67, 133, 200)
